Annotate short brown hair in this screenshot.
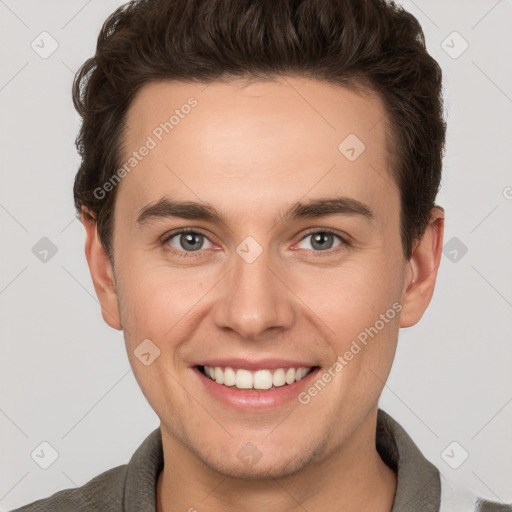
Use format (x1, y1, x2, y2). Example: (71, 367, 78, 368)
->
(72, 0, 446, 260)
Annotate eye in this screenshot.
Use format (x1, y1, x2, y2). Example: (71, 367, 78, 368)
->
(296, 230, 346, 252)
(162, 229, 215, 254)
(161, 228, 348, 257)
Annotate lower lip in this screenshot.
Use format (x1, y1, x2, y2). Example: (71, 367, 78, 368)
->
(193, 366, 321, 411)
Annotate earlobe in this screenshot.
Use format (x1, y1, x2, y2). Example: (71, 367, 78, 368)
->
(80, 209, 123, 331)
(399, 208, 445, 328)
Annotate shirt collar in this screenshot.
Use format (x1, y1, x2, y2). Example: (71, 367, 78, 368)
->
(377, 409, 441, 511)
(124, 427, 163, 511)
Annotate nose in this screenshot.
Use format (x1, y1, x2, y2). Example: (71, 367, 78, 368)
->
(213, 244, 295, 340)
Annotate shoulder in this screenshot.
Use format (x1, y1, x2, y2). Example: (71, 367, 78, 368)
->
(10, 463, 127, 511)
(439, 474, 512, 512)
(475, 498, 512, 512)
(11, 427, 163, 512)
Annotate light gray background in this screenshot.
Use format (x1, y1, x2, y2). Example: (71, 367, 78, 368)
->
(1, 0, 511, 509)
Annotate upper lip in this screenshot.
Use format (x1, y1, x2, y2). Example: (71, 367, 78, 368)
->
(193, 358, 318, 371)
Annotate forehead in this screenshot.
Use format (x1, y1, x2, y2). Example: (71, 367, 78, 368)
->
(117, 77, 395, 221)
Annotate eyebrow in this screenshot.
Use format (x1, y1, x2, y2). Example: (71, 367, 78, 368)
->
(136, 196, 374, 226)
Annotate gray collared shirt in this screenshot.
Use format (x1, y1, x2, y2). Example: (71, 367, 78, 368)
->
(11, 409, 511, 511)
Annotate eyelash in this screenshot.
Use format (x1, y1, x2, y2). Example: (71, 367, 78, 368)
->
(160, 227, 350, 258)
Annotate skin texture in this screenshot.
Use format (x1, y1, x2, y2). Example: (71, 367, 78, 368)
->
(82, 77, 444, 512)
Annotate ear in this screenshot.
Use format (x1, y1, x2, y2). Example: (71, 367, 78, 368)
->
(400, 207, 444, 328)
(81, 209, 122, 330)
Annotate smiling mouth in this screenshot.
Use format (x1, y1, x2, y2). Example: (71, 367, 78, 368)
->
(196, 365, 320, 391)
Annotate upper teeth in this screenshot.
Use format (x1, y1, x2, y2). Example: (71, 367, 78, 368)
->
(203, 366, 312, 390)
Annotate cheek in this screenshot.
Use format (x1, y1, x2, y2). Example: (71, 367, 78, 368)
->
(116, 244, 404, 353)
(115, 263, 202, 407)
(290, 258, 403, 396)
(117, 260, 212, 341)
(290, 258, 401, 333)
(298, 262, 402, 399)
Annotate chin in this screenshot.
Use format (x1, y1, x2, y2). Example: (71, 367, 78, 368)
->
(199, 443, 320, 481)
(207, 459, 304, 480)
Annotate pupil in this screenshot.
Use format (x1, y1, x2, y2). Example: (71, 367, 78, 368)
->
(312, 232, 333, 251)
(182, 233, 202, 251)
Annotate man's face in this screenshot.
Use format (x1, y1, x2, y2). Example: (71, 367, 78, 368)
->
(105, 78, 410, 478)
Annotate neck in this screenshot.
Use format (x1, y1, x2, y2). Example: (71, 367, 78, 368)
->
(156, 410, 397, 512)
